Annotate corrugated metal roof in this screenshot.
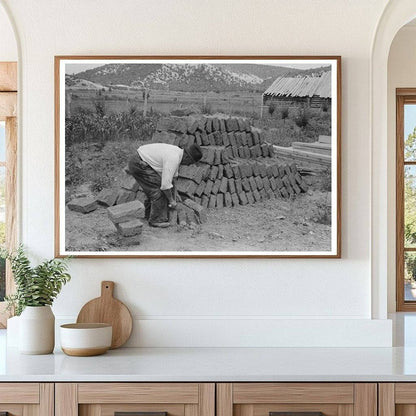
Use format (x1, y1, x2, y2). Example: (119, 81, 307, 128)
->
(264, 71, 331, 98)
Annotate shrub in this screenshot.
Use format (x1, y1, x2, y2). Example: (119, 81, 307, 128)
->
(200, 101, 213, 115)
(65, 111, 160, 146)
(320, 168, 332, 192)
(281, 107, 289, 123)
(313, 200, 331, 225)
(294, 108, 310, 129)
(94, 100, 106, 117)
(268, 101, 276, 116)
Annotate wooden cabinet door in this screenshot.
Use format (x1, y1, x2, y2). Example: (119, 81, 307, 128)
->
(217, 383, 377, 416)
(56, 383, 215, 416)
(379, 383, 416, 416)
(0, 383, 53, 416)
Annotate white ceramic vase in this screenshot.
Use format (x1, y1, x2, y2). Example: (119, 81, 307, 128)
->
(19, 306, 55, 354)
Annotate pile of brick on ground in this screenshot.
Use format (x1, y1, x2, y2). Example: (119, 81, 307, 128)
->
(154, 115, 309, 210)
(66, 114, 309, 238)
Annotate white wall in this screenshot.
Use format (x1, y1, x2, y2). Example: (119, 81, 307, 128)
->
(387, 25, 416, 312)
(0, 0, 393, 346)
(0, 3, 17, 61)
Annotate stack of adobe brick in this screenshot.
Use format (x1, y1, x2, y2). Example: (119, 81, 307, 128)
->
(153, 115, 308, 209)
(106, 200, 145, 243)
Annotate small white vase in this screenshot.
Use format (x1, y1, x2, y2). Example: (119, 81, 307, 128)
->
(19, 306, 55, 354)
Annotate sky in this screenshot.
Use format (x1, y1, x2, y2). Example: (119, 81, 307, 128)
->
(405, 104, 416, 139)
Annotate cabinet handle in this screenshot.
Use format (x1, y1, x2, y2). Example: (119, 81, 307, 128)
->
(270, 413, 324, 416)
(115, 412, 167, 416)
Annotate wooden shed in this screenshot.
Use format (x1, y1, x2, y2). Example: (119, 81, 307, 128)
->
(263, 71, 331, 109)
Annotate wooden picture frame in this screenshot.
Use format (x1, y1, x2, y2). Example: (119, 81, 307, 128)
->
(55, 56, 341, 258)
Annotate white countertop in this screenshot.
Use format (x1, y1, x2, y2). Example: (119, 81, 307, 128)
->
(1, 328, 416, 382)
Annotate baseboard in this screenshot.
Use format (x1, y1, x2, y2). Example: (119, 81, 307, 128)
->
(56, 317, 392, 347)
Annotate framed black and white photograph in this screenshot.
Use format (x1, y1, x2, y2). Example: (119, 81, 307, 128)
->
(55, 56, 341, 258)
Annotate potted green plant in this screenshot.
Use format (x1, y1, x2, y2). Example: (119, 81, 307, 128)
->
(1, 245, 71, 354)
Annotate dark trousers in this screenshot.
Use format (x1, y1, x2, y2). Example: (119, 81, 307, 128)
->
(128, 153, 168, 224)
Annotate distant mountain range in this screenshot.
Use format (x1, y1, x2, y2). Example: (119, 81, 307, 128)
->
(67, 63, 330, 93)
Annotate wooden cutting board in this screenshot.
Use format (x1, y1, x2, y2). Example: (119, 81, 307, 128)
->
(76, 281, 133, 349)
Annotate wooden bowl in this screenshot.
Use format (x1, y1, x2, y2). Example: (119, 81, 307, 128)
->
(60, 323, 112, 357)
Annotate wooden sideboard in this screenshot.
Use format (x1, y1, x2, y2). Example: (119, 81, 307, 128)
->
(0, 382, 413, 416)
(0, 383, 53, 415)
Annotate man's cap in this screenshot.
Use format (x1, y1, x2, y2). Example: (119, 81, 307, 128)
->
(184, 143, 203, 163)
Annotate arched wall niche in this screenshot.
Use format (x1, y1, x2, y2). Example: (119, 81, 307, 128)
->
(372, 0, 416, 319)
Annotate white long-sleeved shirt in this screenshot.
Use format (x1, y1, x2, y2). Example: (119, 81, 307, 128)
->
(137, 143, 184, 190)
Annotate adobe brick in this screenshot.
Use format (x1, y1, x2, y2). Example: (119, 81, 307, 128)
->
(259, 163, 267, 177)
(201, 195, 209, 208)
(205, 118, 213, 133)
(201, 131, 210, 146)
(247, 132, 254, 147)
(224, 164, 234, 179)
(183, 198, 207, 223)
(208, 194, 217, 209)
(121, 174, 141, 192)
(263, 177, 271, 192)
(176, 178, 198, 196)
(231, 193, 240, 206)
(253, 189, 261, 202)
(216, 193, 224, 209)
(96, 189, 118, 207)
(209, 166, 219, 181)
(219, 177, 228, 194)
(246, 192, 255, 204)
(249, 176, 257, 192)
(222, 132, 230, 146)
(255, 176, 264, 190)
(219, 118, 226, 132)
(235, 178, 243, 194)
(212, 118, 220, 132)
(194, 131, 202, 146)
(68, 197, 98, 214)
(107, 200, 145, 224)
(217, 164, 224, 180)
(116, 219, 144, 237)
(228, 178, 236, 194)
(169, 209, 178, 226)
(261, 143, 269, 157)
(195, 181, 206, 197)
(238, 192, 248, 205)
(242, 178, 251, 192)
(269, 177, 277, 190)
(116, 189, 136, 205)
(211, 179, 221, 195)
(228, 132, 237, 147)
(214, 131, 222, 145)
(224, 192, 232, 208)
(208, 133, 216, 146)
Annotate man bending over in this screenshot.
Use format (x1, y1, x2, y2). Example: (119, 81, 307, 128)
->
(128, 142, 203, 228)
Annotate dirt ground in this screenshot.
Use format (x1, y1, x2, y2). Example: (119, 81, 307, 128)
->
(65, 191, 331, 253)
